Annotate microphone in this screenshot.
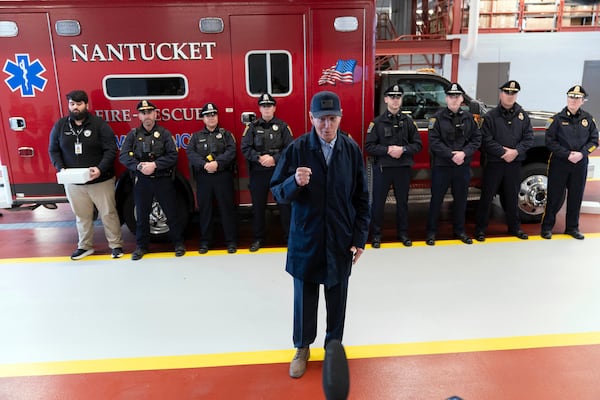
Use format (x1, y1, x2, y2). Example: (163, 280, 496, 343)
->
(322, 339, 350, 400)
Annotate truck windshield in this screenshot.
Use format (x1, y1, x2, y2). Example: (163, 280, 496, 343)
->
(397, 79, 446, 120)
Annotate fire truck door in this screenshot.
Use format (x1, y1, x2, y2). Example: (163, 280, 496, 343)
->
(229, 14, 306, 205)
(0, 13, 61, 198)
(230, 14, 306, 140)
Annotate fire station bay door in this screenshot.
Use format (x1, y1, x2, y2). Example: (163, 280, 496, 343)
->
(0, 14, 61, 201)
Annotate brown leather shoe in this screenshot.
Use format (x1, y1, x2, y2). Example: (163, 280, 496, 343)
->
(289, 346, 310, 378)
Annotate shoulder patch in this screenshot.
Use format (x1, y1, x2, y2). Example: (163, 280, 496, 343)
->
(242, 125, 250, 137)
(545, 118, 553, 130)
(366, 121, 375, 134)
(428, 118, 437, 130)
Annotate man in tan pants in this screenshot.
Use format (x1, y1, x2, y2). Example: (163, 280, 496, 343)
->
(49, 90, 123, 260)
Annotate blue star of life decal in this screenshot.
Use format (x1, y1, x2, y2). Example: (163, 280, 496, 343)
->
(3, 53, 48, 97)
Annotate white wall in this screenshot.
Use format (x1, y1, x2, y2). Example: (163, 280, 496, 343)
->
(443, 32, 600, 114)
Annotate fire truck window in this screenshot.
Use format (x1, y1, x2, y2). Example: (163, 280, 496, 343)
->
(397, 79, 445, 120)
(104, 75, 187, 99)
(247, 51, 291, 96)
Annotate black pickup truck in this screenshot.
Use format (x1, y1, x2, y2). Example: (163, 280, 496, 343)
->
(375, 70, 554, 223)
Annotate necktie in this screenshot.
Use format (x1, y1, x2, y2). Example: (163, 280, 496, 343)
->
(324, 143, 333, 165)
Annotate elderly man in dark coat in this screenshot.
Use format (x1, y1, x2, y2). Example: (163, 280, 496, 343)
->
(270, 91, 370, 380)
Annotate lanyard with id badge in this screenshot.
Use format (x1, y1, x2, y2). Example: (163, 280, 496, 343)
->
(69, 119, 84, 155)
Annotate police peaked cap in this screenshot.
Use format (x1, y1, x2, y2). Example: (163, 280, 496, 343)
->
(137, 100, 156, 111)
(202, 102, 218, 115)
(499, 80, 520, 92)
(445, 82, 465, 95)
(567, 85, 587, 98)
(384, 85, 404, 96)
(258, 93, 276, 106)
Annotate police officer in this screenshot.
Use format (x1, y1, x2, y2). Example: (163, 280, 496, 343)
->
(426, 83, 482, 246)
(541, 85, 599, 240)
(119, 100, 185, 260)
(241, 93, 293, 252)
(187, 103, 238, 253)
(474, 80, 533, 241)
(365, 84, 422, 248)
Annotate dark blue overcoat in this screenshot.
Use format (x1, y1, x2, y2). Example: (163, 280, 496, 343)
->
(270, 128, 370, 287)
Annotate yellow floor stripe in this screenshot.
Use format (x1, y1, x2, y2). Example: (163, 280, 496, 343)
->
(1, 332, 599, 378)
(1, 233, 599, 263)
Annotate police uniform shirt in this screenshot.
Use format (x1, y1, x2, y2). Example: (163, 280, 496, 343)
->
(480, 102, 534, 163)
(546, 107, 599, 160)
(365, 111, 421, 167)
(428, 107, 482, 167)
(241, 116, 293, 169)
(119, 124, 178, 175)
(187, 125, 237, 172)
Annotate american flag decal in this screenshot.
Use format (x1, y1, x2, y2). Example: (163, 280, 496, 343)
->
(318, 59, 357, 86)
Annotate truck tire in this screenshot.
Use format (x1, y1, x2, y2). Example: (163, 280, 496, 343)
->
(123, 188, 190, 242)
(517, 162, 558, 224)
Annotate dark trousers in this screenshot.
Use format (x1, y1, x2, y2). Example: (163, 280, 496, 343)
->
(426, 164, 470, 235)
(370, 165, 411, 237)
(541, 157, 588, 232)
(134, 175, 182, 248)
(196, 170, 237, 246)
(249, 168, 290, 242)
(475, 161, 522, 233)
(293, 277, 349, 349)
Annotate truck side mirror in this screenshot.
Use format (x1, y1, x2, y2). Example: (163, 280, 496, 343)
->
(469, 100, 482, 116)
(241, 112, 256, 125)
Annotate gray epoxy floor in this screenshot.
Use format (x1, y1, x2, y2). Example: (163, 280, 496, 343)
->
(1, 236, 599, 366)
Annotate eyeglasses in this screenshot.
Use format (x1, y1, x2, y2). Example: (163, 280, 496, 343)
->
(204, 112, 218, 117)
(387, 94, 402, 99)
(502, 90, 517, 95)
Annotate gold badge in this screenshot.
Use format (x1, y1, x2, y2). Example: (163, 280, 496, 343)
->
(154, 131, 160, 138)
(582, 119, 588, 127)
(518, 112, 524, 121)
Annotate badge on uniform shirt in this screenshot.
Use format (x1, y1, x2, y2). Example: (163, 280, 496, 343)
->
(216, 133, 223, 139)
(272, 124, 279, 131)
(75, 142, 83, 154)
(518, 112, 524, 121)
(154, 131, 160, 138)
(582, 119, 588, 127)
(83, 130, 92, 137)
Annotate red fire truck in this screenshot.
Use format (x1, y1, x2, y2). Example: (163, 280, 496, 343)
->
(0, 0, 552, 240)
(0, 0, 376, 238)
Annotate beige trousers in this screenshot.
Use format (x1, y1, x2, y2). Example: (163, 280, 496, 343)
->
(64, 177, 123, 250)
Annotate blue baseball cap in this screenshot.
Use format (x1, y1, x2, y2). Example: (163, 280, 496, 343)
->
(310, 91, 342, 118)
